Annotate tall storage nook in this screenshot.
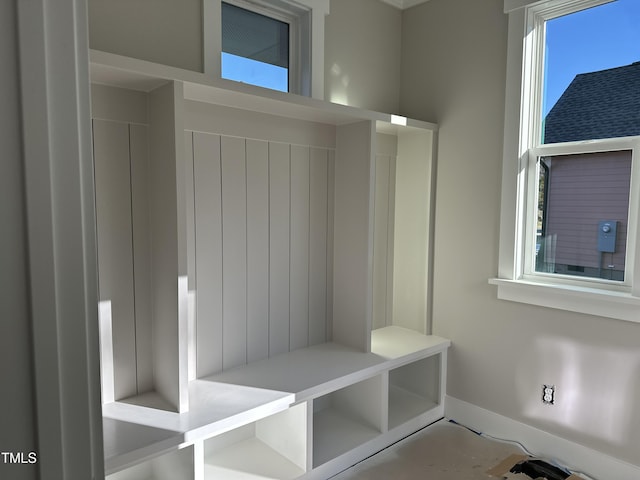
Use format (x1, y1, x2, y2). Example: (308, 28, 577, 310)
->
(91, 50, 450, 480)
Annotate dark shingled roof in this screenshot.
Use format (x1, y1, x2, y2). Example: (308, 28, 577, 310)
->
(544, 62, 640, 144)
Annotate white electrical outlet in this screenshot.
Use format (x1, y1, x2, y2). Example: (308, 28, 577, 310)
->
(542, 384, 555, 405)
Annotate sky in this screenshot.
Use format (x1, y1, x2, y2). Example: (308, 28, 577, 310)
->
(222, 52, 288, 92)
(543, 0, 640, 116)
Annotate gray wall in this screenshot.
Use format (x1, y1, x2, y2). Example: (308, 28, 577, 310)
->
(88, 0, 402, 114)
(400, 0, 640, 466)
(324, 0, 402, 114)
(0, 1, 37, 479)
(89, 0, 204, 72)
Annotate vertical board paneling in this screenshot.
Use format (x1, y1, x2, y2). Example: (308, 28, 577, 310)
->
(193, 132, 223, 376)
(326, 150, 335, 342)
(129, 123, 153, 393)
(269, 142, 291, 356)
(93, 119, 137, 400)
(290, 145, 310, 351)
(191, 132, 333, 371)
(221, 136, 247, 370)
(393, 130, 431, 334)
(309, 148, 329, 345)
(246, 139, 270, 363)
(386, 156, 397, 327)
(372, 155, 391, 330)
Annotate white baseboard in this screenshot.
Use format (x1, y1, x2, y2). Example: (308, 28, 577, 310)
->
(445, 395, 640, 480)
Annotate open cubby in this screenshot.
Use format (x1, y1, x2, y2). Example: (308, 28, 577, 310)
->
(203, 403, 307, 479)
(312, 375, 385, 467)
(388, 355, 442, 430)
(93, 81, 188, 413)
(106, 445, 194, 480)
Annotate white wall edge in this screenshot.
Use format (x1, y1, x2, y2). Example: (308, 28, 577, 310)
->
(445, 395, 640, 480)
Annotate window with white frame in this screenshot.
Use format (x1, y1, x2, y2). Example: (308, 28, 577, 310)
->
(203, 0, 329, 98)
(494, 0, 640, 322)
(221, 1, 296, 92)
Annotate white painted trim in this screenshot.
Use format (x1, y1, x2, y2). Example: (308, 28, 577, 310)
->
(445, 396, 640, 480)
(489, 278, 640, 323)
(379, 0, 430, 10)
(99, 301, 115, 404)
(504, 0, 611, 13)
(17, 0, 103, 477)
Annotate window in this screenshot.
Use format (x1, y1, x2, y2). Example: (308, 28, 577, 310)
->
(221, 1, 292, 92)
(494, 0, 640, 322)
(203, 0, 329, 98)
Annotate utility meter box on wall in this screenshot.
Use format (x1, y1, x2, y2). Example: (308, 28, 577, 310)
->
(597, 220, 618, 253)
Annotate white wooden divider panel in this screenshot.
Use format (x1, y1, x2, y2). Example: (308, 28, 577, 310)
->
(269, 142, 292, 357)
(129, 123, 153, 394)
(333, 121, 375, 353)
(93, 119, 138, 400)
(255, 402, 308, 472)
(221, 136, 248, 370)
(290, 145, 311, 351)
(246, 139, 270, 364)
(148, 82, 187, 412)
(309, 148, 329, 346)
(184, 131, 197, 381)
(192, 132, 223, 377)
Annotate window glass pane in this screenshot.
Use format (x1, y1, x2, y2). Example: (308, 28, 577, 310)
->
(535, 150, 632, 281)
(222, 52, 288, 91)
(542, 0, 640, 144)
(221, 2, 289, 91)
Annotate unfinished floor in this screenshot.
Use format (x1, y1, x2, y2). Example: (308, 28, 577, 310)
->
(330, 420, 525, 480)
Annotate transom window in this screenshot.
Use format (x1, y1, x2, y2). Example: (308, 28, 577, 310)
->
(204, 0, 328, 98)
(221, 1, 292, 92)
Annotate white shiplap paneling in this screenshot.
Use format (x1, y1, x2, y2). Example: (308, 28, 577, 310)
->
(269, 142, 292, 357)
(246, 139, 270, 364)
(290, 145, 311, 351)
(193, 132, 224, 377)
(221, 136, 248, 370)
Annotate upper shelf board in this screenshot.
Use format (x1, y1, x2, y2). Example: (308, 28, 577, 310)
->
(89, 50, 437, 131)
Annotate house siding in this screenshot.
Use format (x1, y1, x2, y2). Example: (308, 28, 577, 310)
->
(543, 150, 631, 277)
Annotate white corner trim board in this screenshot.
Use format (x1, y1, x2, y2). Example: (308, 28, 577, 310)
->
(445, 396, 640, 480)
(379, 0, 430, 10)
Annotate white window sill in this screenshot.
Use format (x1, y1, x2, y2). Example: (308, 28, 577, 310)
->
(489, 278, 640, 323)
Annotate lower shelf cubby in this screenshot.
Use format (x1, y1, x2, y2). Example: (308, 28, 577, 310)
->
(203, 403, 307, 479)
(388, 354, 441, 430)
(106, 444, 194, 480)
(312, 375, 385, 468)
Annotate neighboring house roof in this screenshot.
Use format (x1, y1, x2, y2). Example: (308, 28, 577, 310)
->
(544, 61, 640, 143)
